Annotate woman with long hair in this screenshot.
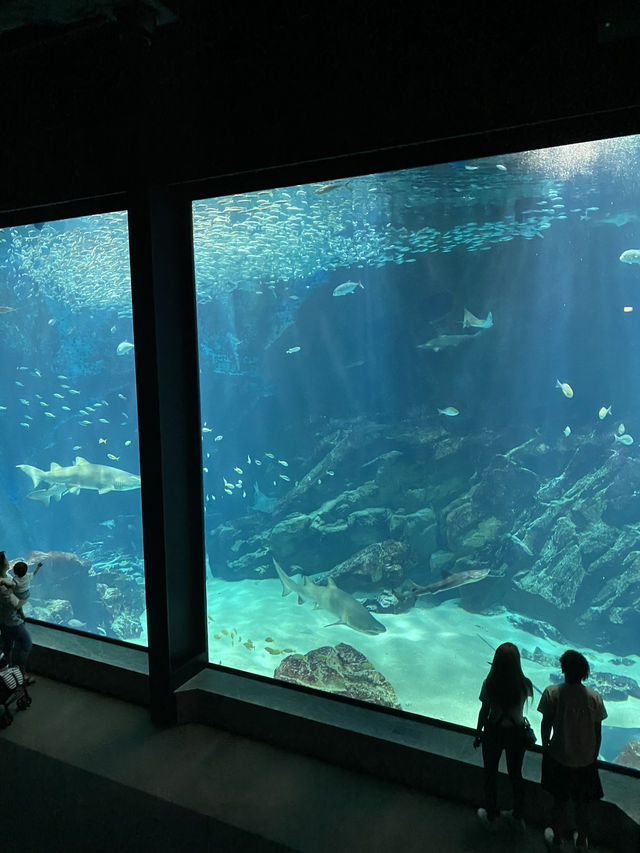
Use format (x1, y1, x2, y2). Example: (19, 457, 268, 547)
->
(475, 641, 534, 826)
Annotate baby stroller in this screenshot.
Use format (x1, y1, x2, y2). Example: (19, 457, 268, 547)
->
(0, 654, 32, 728)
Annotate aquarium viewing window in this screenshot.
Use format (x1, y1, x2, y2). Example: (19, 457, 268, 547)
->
(193, 135, 640, 768)
(0, 213, 147, 645)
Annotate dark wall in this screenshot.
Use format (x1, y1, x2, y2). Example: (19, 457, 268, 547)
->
(2, 4, 640, 209)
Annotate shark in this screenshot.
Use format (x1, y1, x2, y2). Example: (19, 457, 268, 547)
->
(272, 556, 386, 635)
(417, 332, 481, 352)
(17, 456, 141, 496)
(396, 567, 491, 600)
(26, 483, 69, 506)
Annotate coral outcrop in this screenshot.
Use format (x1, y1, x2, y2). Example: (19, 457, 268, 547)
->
(274, 643, 401, 709)
(16, 550, 144, 641)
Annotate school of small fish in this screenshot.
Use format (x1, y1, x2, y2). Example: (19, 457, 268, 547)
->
(1, 148, 637, 521)
(0, 360, 138, 466)
(557, 387, 635, 446)
(198, 424, 297, 505)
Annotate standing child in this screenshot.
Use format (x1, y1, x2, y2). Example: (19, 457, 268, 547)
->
(11, 560, 43, 619)
(538, 650, 607, 852)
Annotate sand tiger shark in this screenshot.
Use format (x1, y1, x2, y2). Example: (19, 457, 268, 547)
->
(26, 483, 69, 506)
(272, 556, 386, 635)
(417, 332, 481, 352)
(17, 457, 141, 497)
(395, 567, 490, 600)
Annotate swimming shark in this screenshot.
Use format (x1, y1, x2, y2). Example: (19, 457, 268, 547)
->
(272, 556, 386, 635)
(417, 332, 481, 352)
(17, 457, 141, 496)
(26, 483, 69, 506)
(396, 567, 491, 600)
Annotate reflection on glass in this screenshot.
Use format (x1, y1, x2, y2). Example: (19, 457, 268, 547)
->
(194, 136, 640, 767)
(0, 213, 146, 644)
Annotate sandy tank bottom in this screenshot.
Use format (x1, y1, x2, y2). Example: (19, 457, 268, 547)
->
(204, 576, 640, 759)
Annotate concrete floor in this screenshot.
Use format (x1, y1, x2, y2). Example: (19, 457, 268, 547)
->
(0, 676, 631, 852)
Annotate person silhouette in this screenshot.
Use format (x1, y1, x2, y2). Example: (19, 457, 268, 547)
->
(474, 641, 533, 827)
(538, 650, 607, 851)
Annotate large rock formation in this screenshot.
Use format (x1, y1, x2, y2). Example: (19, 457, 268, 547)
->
(205, 411, 640, 653)
(329, 540, 411, 589)
(16, 550, 145, 641)
(614, 741, 640, 771)
(274, 643, 401, 709)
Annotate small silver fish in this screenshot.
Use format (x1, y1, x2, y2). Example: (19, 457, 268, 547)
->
(619, 249, 640, 264)
(333, 281, 364, 297)
(614, 433, 634, 445)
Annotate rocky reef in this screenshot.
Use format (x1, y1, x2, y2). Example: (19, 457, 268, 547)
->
(548, 670, 640, 703)
(274, 642, 401, 709)
(208, 413, 640, 654)
(14, 550, 145, 641)
(614, 740, 640, 770)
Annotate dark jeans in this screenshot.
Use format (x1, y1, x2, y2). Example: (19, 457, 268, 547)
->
(0, 622, 33, 671)
(482, 724, 526, 819)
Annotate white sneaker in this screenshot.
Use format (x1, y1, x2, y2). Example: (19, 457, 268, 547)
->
(477, 808, 499, 833)
(477, 807, 490, 825)
(544, 827, 560, 849)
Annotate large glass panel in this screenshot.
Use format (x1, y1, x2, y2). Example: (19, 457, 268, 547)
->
(194, 137, 640, 766)
(0, 213, 146, 644)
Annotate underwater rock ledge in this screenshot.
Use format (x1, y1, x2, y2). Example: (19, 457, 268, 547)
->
(274, 643, 401, 709)
(207, 414, 640, 654)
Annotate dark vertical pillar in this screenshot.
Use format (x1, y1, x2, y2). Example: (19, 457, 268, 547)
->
(128, 186, 207, 725)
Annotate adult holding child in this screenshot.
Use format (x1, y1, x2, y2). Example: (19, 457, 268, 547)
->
(0, 551, 39, 684)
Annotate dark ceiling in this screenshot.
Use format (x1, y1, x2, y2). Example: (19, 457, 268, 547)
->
(0, 1, 177, 46)
(1, 3, 640, 213)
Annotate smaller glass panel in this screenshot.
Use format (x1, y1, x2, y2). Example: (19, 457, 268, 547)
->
(0, 213, 146, 644)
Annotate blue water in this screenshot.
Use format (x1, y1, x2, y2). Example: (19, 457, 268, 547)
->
(195, 139, 640, 761)
(0, 213, 144, 640)
(1, 138, 639, 762)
